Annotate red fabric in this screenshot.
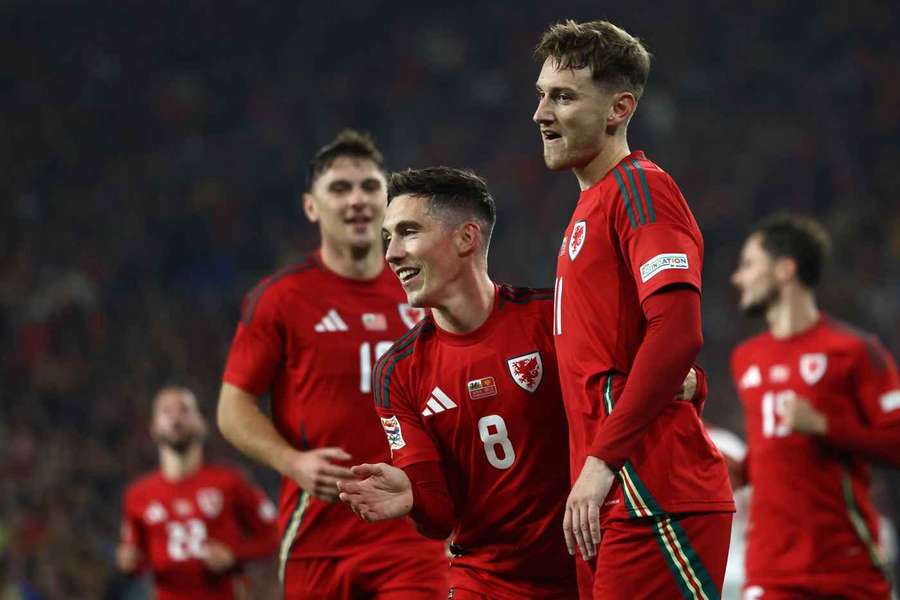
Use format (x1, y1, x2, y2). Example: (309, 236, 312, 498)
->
(741, 577, 891, 600)
(731, 314, 899, 585)
(120, 464, 278, 600)
(554, 151, 733, 522)
(822, 417, 900, 467)
(222, 253, 444, 564)
(374, 285, 576, 593)
(282, 546, 447, 600)
(590, 287, 702, 466)
(586, 512, 731, 600)
(405, 461, 455, 540)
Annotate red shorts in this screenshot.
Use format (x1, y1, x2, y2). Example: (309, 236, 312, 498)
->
(742, 575, 891, 600)
(448, 564, 577, 599)
(578, 512, 731, 600)
(282, 545, 447, 600)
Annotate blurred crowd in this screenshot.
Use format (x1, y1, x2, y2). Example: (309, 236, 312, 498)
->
(2, 1, 899, 597)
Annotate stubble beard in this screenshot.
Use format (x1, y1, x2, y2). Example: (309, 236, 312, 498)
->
(741, 286, 780, 319)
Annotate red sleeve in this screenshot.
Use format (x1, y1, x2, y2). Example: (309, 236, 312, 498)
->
(120, 487, 149, 573)
(229, 474, 280, 561)
(816, 337, 900, 466)
(373, 350, 441, 468)
(222, 284, 285, 396)
(589, 287, 703, 467)
(404, 461, 455, 540)
(612, 162, 703, 303)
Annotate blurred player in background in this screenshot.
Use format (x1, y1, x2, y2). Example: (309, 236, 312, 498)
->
(338, 167, 576, 599)
(117, 386, 278, 600)
(217, 131, 445, 599)
(532, 19, 735, 599)
(730, 214, 900, 599)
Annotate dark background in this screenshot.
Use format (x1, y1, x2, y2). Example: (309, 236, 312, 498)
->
(2, 1, 898, 597)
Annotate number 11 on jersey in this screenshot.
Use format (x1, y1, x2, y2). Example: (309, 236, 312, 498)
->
(553, 277, 563, 336)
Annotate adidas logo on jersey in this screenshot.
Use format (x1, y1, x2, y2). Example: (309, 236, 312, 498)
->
(422, 386, 457, 416)
(739, 365, 761, 389)
(313, 309, 348, 332)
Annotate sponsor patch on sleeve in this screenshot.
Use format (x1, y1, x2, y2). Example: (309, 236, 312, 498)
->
(880, 390, 900, 413)
(380, 416, 406, 451)
(639, 253, 689, 283)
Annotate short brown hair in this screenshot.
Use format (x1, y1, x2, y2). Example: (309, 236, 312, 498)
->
(535, 20, 652, 99)
(388, 167, 496, 252)
(306, 129, 385, 190)
(755, 213, 831, 288)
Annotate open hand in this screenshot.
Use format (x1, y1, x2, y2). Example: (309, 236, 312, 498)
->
(338, 463, 413, 522)
(563, 456, 614, 561)
(283, 447, 355, 502)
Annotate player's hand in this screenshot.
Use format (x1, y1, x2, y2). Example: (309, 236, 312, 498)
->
(283, 447, 355, 502)
(564, 456, 614, 561)
(337, 463, 413, 522)
(675, 367, 697, 401)
(115, 543, 142, 574)
(200, 540, 236, 573)
(780, 395, 827, 435)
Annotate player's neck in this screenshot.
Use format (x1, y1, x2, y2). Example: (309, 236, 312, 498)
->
(159, 444, 203, 482)
(766, 286, 819, 339)
(319, 240, 384, 280)
(573, 137, 631, 191)
(432, 268, 495, 335)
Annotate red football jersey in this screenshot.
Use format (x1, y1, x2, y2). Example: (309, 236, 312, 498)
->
(553, 151, 733, 522)
(222, 253, 443, 568)
(731, 315, 900, 588)
(120, 464, 278, 600)
(373, 285, 576, 598)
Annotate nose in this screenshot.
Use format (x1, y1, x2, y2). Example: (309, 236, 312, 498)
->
(533, 96, 553, 126)
(385, 235, 404, 264)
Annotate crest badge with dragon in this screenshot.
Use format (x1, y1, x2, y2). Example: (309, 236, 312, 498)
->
(507, 351, 543, 393)
(568, 220, 587, 261)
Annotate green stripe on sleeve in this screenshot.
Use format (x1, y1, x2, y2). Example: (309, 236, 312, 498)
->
(630, 158, 656, 223)
(623, 162, 648, 225)
(612, 168, 639, 229)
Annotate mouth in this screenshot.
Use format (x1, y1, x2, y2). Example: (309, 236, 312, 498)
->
(541, 129, 562, 143)
(395, 266, 421, 285)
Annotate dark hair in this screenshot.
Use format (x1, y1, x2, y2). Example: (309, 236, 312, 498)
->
(535, 19, 652, 100)
(388, 167, 496, 251)
(306, 129, 385, 190)
(755, 214, 831, 288)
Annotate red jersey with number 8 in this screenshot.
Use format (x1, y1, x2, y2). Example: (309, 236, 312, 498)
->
(223, 253, 442, 567)
(373, 285, 576, 598)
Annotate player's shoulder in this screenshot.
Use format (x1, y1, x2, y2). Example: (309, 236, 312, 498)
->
(822, 316, 890, 363)
(605, 151, 688, 225)
(497, 284, 554, 308)
(373, 318, 436, 405)
(731, 331, 771, 362)
(125, 470, 164, 500)
(239, 255, 321, 325)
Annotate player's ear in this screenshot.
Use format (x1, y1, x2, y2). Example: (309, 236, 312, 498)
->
(773, 256, 797, 283)
(303, 192, 319, 223)
(607, 91, 637, 129)
(455, 222, 481, 257)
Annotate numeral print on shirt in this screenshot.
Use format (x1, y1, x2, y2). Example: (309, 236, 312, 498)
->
(166, 518, 207, 561)
(359, 341, 394, 393)
(762, 390, 796, 438)
(553, 277, 563, 336)
(478, 414, 516, 470)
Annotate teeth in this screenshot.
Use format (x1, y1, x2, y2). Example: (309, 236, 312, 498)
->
(397, 267, 419, 282)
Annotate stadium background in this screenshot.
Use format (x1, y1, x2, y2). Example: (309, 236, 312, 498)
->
(2, 1, 898, 597)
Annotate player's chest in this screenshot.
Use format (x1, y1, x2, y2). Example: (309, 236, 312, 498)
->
(556, 206, 620, 280)
(414, 344, 554, 428)
(737, 349, 852, 442)
(141, 486, 231, 556)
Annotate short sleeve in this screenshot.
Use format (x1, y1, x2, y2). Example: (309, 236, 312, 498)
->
(223, 285, 285, 396)
(852, 336, 900, 426)
(233, 473, 278, 526)
(372, 353, 441, 469)
(611, 162, 703, 303)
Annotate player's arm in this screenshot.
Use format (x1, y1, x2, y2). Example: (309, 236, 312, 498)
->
(784, 338, 900, 467)
(339, 350, 455, 538)
(225, 475, 280, 562)
(116, 489, 147, 575)
(219, 288, 353, 501)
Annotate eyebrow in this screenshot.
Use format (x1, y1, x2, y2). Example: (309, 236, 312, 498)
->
(383, 219, 420, 234)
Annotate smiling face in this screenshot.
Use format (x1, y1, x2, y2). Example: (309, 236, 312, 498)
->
(382, 194, 463, 308)
(533, 59, 619, 171)
(304, 156, 387, 254)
